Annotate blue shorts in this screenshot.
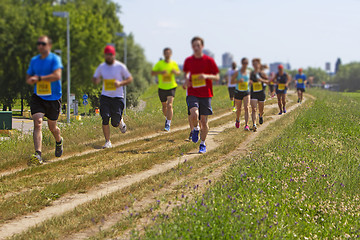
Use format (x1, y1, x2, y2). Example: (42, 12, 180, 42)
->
(276, 87, 287, 95)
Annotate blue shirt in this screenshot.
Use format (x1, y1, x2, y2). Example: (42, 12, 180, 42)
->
(235, 69, 250, 92)
(295, 73, 307, 89)
(27, 52, 63, 101)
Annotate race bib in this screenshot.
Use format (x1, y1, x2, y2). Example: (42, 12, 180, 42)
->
(238, 82, 248, 91)
(191, 74, 206, 88)
(104, 79, 116, 91)
(253, 82, 263, 92)
(298, 78, 303, 84)
(37, 81, 52, 96)
(278, 83, 286, 90)
(162, 73, 172, 83)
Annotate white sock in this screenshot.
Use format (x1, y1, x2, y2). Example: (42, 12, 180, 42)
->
(166, 119, 171, 125)
(120, 118, 125, 127)
(194, 126, 200, 131)
(200, 140, 206, 145)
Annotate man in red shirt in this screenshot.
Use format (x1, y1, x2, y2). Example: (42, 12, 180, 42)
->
(183, 36, 220, 153)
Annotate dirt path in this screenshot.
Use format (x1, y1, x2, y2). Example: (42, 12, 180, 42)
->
(0, 94, 304, 239)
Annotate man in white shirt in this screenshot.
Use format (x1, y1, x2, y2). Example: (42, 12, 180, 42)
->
(92, 45, 133, 148)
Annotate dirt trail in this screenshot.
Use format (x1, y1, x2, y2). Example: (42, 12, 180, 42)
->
(0, 94, 304, 239)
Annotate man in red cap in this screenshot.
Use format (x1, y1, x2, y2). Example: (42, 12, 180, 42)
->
(275, 64, 289, 115)
(295, 68, 307, 103)
(92, 45, 133, 148)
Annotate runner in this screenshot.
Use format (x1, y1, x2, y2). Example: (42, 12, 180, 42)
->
(92, 45, 133, 148)
(183, 36, 220, 153)
(249, 58, 269, 131)
(151, 48, 181, 131)
(26, 36, 64, 165)
(275, 65, 290, 115)
(268, 72, 276, 98)
(295, 68, 307, 103)
(232, 58, 250, 131)
(226, 62, 238, 112)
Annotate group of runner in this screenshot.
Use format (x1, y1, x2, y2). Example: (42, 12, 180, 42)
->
(26, 35, 307, 165)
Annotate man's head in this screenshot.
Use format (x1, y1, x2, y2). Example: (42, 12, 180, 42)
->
(278, 64, 284, 73)
(37, 36, 52, 55)
(191, 36, 204, 56)
(298, 68, 303, 74)
(163, 47, 172, 60)
(104, 45, 116, 65)
(231, 61, 237, 70)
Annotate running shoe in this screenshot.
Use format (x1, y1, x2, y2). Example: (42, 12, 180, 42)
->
(252, 124, 257, 132)
(119, 122, 127, 133)
(259, 115, 264, 125)
(232, 107, 236, 112)
(28, 153, 43, 166)
(55, 137, 63, 157)
(164, 121, 170, 132)
(244, 125, 250, 131)
(283, 108, 287, 113)
(297, 98, 300, 103)
(192, 129, 200, 143)
(199, 144, 206, 154)
(278, 111, 283, 115)
(188, 131, 193, 141)
(235, 120, 240, 128)
(102, 141, 112, 149)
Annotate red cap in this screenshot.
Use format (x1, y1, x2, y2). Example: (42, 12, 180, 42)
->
(278, 64, 284, 69)
(104, 45, 116, 55)
(298, 68, 303, 72)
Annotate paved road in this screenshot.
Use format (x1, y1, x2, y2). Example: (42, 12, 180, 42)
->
(12, 118, 34, 133)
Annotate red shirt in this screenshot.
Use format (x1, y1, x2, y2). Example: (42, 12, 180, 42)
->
(183, 54, 219, 98)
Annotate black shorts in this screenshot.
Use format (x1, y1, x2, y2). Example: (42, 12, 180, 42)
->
(234, 90, 250, 101)
(297, 88, 305, 92)
(269, 85, 275, 92)
(186, 95, 213, 116)
(30, 94, 61, 121)
(158, 88, 176, 102)
(250, 91, 266, 102)
(228, 87, 236, 99)
(100, 95, 125, 127)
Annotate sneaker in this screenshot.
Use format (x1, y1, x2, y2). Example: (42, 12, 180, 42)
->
(278, 111, 283, 115)
(297, 98, 300, 103)
(119, 122, 127, 133)
(192, 129, 199, 143)
(232, 107, 236, 112)
(252, 124, 257, 132)
(102, 141, 112, 149)
(235, 120, 240, 128)
(188, 131, 193, 141)
(244, 125, 250, 131)
(164, 121, 170, 132)
(259, 115, 264, 125)
(199, 144, 206, 154)
(28, 153, 43, 166)
(55, 137, 63, 157)
(283, 108, 287, 113)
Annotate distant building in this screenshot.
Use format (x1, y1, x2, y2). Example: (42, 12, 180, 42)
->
(222, 52, 234, 68)
(335, 58, 342, 74)
(203, 49, 215, 59)
(269, 62, 291, 73)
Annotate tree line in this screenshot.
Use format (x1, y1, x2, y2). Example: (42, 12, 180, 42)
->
(0, 0, 153, 112)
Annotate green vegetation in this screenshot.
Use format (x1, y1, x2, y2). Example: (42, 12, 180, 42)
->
(141, 90, 360, 239)
(335, 62, 360, 92)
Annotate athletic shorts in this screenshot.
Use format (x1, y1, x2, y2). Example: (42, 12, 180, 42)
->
(234, 90, 250, 101)
(30, 94, 61, 121)
(297, 88, 305, 92)
(269, 85, 275, 92)
(186, 95, 213, 116)
(158, 88, 176, 103)
(100, 95, 125, 127)
(250, 91, 266, 102)
(228, 87, 236, 99)
(276, 87, 288, 95)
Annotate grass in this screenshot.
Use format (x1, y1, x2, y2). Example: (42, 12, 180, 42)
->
(140, 90, 360, 239)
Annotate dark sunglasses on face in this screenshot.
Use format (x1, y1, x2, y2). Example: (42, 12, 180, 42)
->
(36, 42, 47, 46)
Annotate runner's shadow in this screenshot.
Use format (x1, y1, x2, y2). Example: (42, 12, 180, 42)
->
(93, 145, 103, 150)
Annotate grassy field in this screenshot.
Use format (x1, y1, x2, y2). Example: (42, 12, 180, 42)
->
(140, 90, 360, 239)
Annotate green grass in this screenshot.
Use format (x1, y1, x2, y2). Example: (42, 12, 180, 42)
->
(141, 90, 360, 239)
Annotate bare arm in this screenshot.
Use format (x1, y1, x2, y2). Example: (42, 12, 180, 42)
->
(151, 70, 167, 76)
(92, 76, 101, 85)
(26, 68, 62, 85)
(199, 73, 220, 81)
(115, 76, 133, 88)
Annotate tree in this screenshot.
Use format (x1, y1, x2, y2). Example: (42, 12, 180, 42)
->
(334, 62, 360, 92)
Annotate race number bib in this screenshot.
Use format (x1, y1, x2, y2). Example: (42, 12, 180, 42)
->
(297, 78, 303, 84)
(36, 81, 52, 96)
(253, 82, 263, 92)
(278, 83, 286, 91)
(162, 73, 172, 83)
(104, 79, 116, 91)
(191, 74, 206, 88)
(238, 82, 248, 91)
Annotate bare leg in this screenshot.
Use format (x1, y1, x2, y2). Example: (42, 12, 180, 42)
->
(189, 107, 199, 130)
(243, 95, 250, 126)
(32, 113, 44, 152)
(235, 99, 242, 121)
(250, 99, 258, 125)
(188, 115, 194, 131)
(282, 94, 286, 109)
(199, 115, 209, 141)
(277, 94, 282, 112)
(102, 125, 110, 142)
(166, 96, 174, 120)
(258, 101, 265, 117)
(161, 102, 167, 118)
(47, 120, 61, 142)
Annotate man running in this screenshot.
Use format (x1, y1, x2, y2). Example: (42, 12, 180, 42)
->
(26, 36, 64, 165)
(183, 36, 219, 153)
(295, 68, 307, 103)
(226, 61, 238, 112)
(152, 48, 181, 131)
(92, 45, 133, 148)
(275, 65, 290, 115)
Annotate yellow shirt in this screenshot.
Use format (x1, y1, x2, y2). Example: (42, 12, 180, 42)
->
(152, 60, 179, 90)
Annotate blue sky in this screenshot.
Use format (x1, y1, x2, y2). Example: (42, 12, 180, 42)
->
(116, 0, 360, 71)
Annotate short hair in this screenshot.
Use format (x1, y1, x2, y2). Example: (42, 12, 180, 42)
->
(163, 47, 172, 53)
(252, 58, 261, 64)
(241, 57, 248, 64)
(191, 36, 204, 46)
(38, 35, 52, 44)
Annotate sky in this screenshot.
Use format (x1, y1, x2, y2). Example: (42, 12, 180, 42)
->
(115, 0, 360, 71)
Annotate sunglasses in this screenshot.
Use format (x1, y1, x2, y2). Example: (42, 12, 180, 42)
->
(36, 42, 47, 46)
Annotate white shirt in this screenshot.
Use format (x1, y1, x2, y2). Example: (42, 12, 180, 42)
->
(93, 60, 131, 98)
(227, 68, 238, 87)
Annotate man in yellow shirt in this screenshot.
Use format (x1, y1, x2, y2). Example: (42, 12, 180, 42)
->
(152, 48, 181, 131)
